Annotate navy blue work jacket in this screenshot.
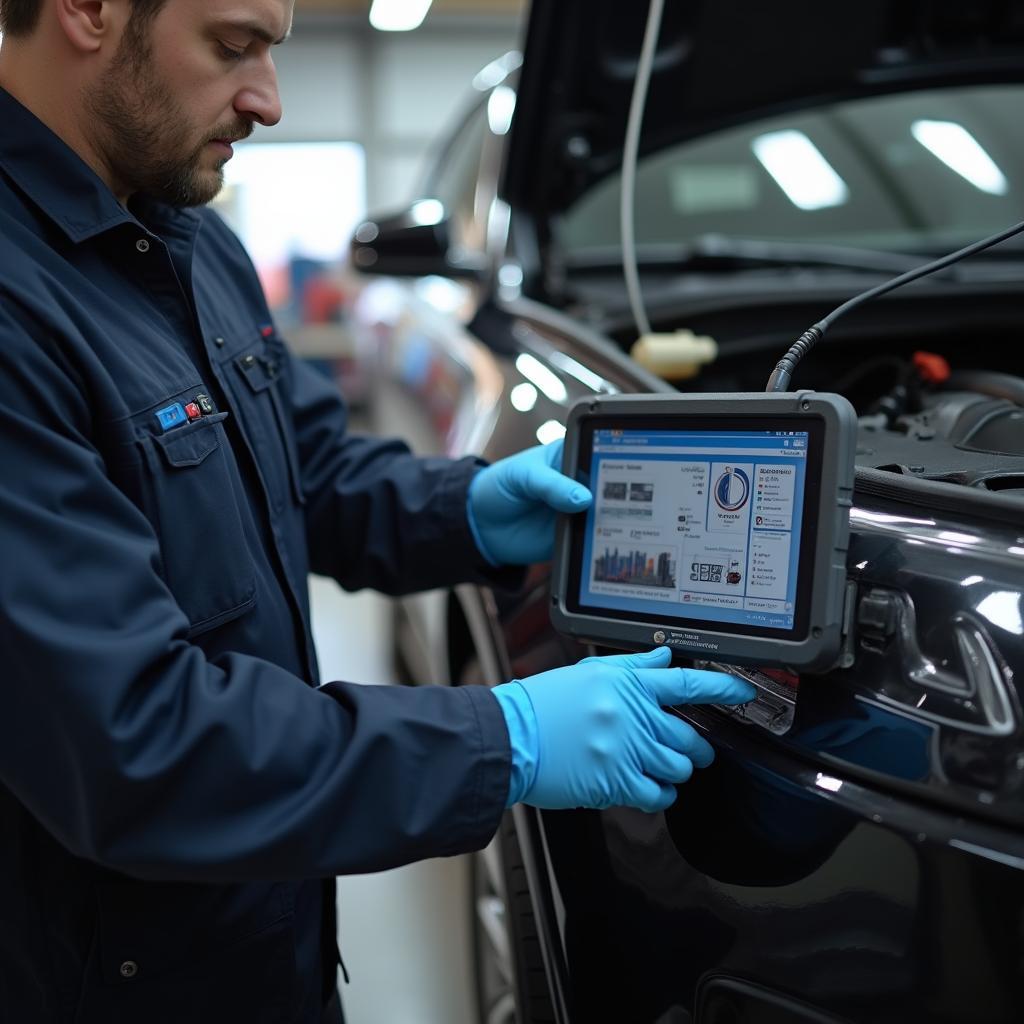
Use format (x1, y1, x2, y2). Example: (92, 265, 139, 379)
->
(0, 88, 513, 1023)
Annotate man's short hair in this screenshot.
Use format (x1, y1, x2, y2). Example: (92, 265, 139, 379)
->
(0, 0, 168, 37)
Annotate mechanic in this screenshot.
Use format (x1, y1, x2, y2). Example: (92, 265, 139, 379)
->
(0, 1, 755, 1021)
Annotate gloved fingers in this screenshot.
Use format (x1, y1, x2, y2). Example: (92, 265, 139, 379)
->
(627, 775, 678, 813)
(503, 460, 592, 513)
(638, 743, 694, 785)
(636, 667, 757, 708)
(578, 647, 671, 670)
(539, 438, 565, 470)
(647, 712, 716, 769)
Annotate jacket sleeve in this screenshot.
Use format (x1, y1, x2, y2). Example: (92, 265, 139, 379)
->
(287, 348, 524, 594)
(0, 302, 510, 881)
(202, 208, 523, 595)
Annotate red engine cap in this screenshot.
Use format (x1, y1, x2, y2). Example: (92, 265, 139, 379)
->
(913, 351, 951, 385)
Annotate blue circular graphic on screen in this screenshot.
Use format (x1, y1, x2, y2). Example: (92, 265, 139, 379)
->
(714, 467, 750, 511)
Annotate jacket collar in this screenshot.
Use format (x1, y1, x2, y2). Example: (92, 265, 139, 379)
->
(0, 86, 200, 244)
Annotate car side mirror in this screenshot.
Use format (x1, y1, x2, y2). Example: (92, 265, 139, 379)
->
(350, 199, 486, 280)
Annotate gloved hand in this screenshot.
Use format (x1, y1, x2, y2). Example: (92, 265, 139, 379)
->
(492, 648, 756, 813)
(467, 440, 591, 566)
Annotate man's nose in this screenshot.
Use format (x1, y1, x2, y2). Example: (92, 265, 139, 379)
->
(234, 57, 283, 128)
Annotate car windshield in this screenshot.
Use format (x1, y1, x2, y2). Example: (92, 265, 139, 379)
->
(561, 85, 1024, 260)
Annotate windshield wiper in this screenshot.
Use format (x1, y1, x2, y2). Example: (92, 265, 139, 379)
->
(567, 234, 976, 279)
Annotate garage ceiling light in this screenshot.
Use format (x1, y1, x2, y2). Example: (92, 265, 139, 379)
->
(911, 119, 1008, 196)
(751, 129, 849, 211)
(369, 0, 434, 31)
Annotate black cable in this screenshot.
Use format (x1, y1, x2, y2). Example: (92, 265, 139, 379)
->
(766, 218, 1024, 392)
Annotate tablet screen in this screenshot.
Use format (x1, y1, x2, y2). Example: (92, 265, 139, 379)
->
(570, 420, 822, 640)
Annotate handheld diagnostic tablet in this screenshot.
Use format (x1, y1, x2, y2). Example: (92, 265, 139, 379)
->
(550, 392, 857, 671)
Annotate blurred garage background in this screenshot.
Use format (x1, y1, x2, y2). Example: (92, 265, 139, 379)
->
(210, 2, 524, 1022)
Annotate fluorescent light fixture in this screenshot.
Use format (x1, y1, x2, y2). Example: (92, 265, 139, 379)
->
(369, 0, 433, 32)
(516, 353, 567, 403)
(509, 383, 538, 412)
(472, 51, 523, 92)
(536, 420, 566, 445)
(409, 198, 445, 226)
(487, 85, 517, 136)
(911, 120, 1008, 196)
(751, 130, 849, 211)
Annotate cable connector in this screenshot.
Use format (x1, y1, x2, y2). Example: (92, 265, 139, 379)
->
(767, 325, 824, 393)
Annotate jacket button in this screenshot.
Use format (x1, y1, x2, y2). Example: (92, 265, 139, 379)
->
(119, 960, 139, 979)
(136, 239, 151, 253)
(213, 336, 225, 347)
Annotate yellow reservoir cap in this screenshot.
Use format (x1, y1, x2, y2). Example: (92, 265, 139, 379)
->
(629, 330, 718, 380)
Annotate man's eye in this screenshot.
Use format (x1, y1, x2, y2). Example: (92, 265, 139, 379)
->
(217, 42, 245, 62)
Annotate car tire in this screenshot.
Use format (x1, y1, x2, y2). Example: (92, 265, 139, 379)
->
(454, 638, 558, 1023)
(471, 810, 556, 1024)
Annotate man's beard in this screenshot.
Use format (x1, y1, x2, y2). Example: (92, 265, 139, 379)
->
(87, 26, 251, 207)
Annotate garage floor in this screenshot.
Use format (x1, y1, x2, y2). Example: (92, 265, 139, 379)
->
(309, 574, 477, 1024)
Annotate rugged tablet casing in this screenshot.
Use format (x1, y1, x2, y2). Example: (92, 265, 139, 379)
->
(550, 391, 856, 671)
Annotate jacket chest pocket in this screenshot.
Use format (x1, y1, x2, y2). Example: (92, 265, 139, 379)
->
(227, 338, 306, 515)
(137, 413, 256, 637)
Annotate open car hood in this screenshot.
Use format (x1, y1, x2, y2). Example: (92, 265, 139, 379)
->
(503, 0, 1024, 219)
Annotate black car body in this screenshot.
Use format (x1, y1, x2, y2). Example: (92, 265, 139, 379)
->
(350, 2, 1024, 1021)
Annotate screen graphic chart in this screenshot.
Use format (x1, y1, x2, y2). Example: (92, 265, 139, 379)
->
(714, 466, 750, 512)
(580, 428, 808, 631)
(593, 546, 677, 589)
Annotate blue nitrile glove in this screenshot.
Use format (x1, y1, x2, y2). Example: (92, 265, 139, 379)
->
(493, 648, 757, 812)
(467, 440, 592, 566)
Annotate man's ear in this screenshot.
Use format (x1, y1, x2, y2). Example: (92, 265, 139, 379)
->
(55, 0, 130, 54)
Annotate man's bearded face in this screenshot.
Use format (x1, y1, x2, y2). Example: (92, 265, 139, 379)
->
(88, 21, 252, 207)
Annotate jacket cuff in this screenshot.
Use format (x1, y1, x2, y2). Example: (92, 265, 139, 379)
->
(458, 685, 516, 841)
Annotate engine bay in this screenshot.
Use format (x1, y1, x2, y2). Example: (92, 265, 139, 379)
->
(590, 285, 1024, 497)
(853, 363, 1024, 492)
